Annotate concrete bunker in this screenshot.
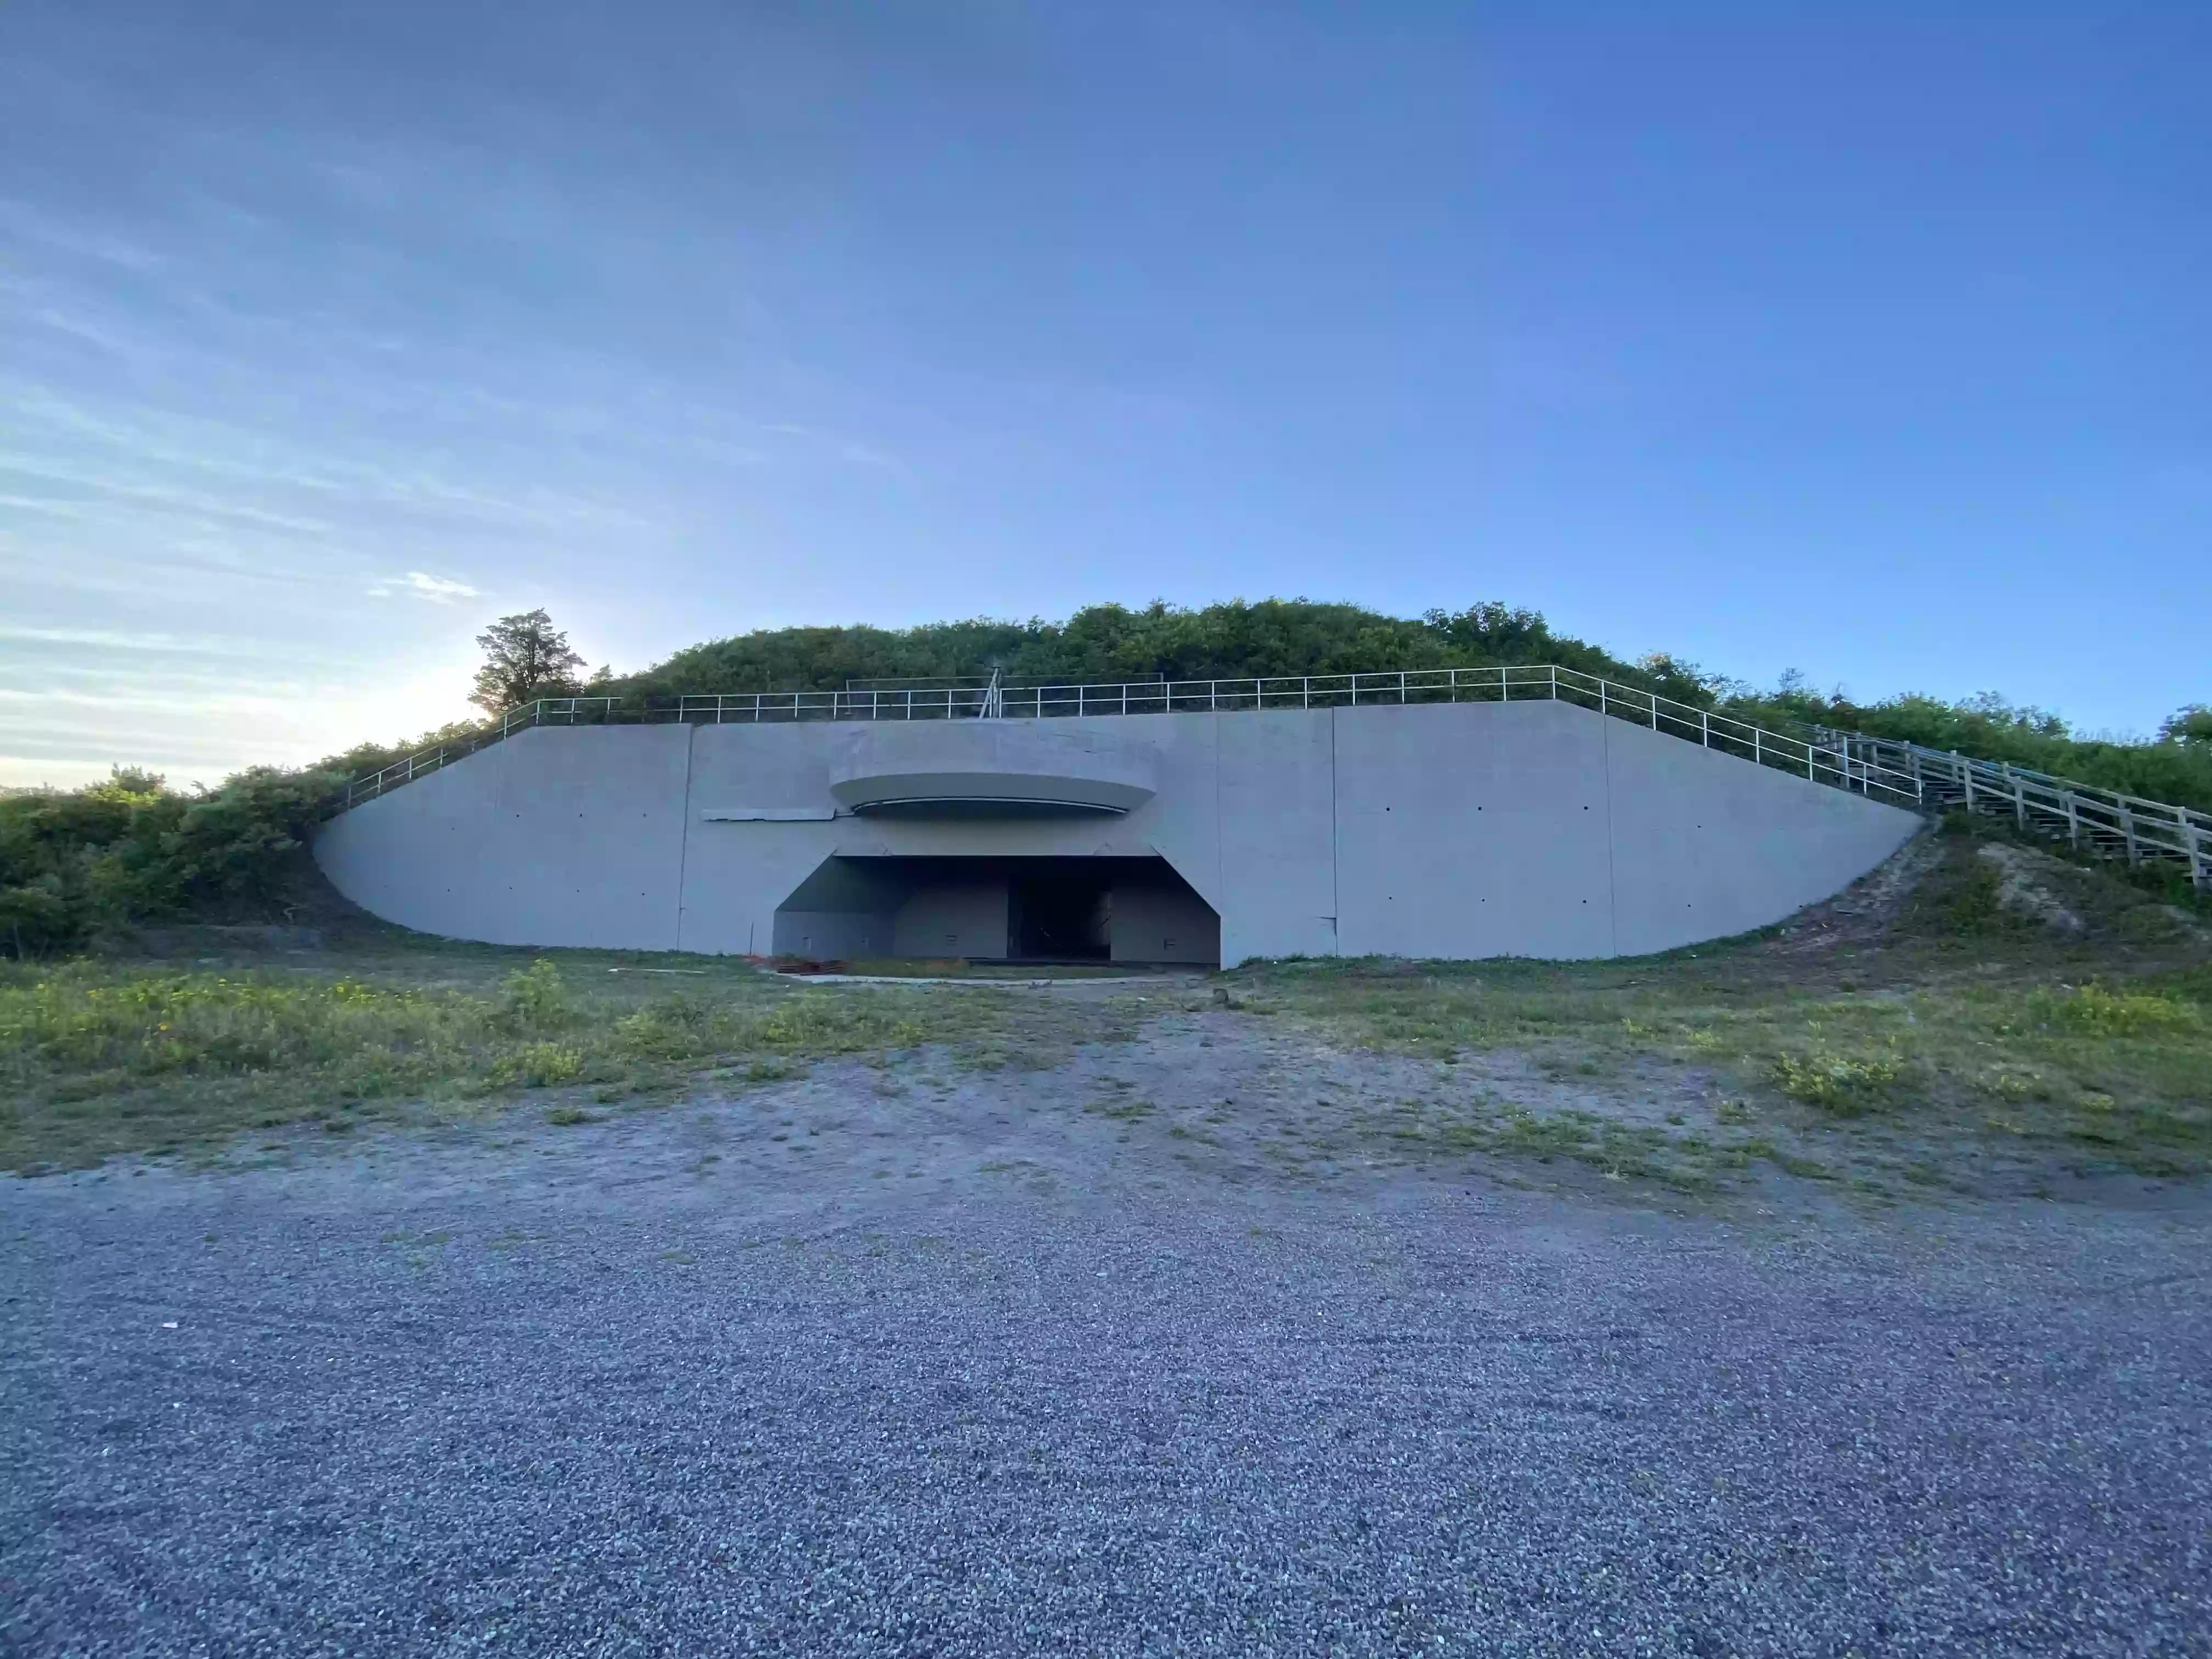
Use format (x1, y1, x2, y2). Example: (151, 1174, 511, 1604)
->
(770, 854, 1220, 966)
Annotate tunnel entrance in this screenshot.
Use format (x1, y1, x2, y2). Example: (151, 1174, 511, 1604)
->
(1010, 873, 1111, 961)
(770, 854, 1218, 966)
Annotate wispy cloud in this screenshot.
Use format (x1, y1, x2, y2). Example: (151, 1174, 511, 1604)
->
(0, 623, 244, 653)
(367, 571, 479, 603)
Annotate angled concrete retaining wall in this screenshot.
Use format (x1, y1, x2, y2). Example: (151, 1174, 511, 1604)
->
(314, 701, 1921, 965)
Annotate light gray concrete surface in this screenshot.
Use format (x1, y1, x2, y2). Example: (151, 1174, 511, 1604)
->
(316, 703, 1921, 964)
(828, 721, 1159, 815)
(315, 724, 693, 951)
(1110, 868, 1222, 964)
(891, 878, 1011, 960)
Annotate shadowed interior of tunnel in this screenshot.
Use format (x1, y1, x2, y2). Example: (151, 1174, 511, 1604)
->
(1012, 874, 1109, 960)
(770, 854, 1219, 966)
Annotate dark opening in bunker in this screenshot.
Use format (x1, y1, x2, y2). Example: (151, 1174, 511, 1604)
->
(1011, 874, 1111, 961)
(769, 854, 1218, 967)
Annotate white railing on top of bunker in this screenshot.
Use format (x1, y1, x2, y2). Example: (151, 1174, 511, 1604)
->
(341, 697, 617, 809)
(340, 668, 1915, 809)
(334, 666, 2210, 891)
(657, 665, 1924, 806)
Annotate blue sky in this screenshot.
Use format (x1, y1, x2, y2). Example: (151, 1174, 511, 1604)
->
(2, 2, 2204, 787)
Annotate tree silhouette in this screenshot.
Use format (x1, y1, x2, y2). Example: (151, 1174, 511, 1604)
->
(470, 610, 585, 715)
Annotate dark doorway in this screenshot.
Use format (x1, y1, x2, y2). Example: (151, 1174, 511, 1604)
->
(772, 854, 1218, 967)
(1011, 874, 1111, 961)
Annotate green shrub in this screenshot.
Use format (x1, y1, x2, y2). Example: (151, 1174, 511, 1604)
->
(1771, 1049, 1903, 1114)
(0, 878, 81, 958)
(490, 1042, 586, 1087)
(0, 765, 347, 956)
(495, 960, 572, 1032)
(612, 994, 719, 1058)
(2026, 984, 2197, 1037)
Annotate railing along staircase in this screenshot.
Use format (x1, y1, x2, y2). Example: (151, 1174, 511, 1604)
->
(335, 666, 2209, 892)
(1815, 731, 2209, 893)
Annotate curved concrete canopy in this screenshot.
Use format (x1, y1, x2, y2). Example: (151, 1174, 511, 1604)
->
(828, 721, 1158, 817)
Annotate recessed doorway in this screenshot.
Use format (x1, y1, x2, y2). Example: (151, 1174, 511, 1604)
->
(770, 854, 1220, 967)
(1011, 873, 1111, 961)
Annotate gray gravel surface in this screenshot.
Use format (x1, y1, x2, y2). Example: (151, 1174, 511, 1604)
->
(5, 1070, 2210, 1657)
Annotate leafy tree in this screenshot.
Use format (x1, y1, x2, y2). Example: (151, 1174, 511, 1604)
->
(470, 609, 585, 715)
(2160, 705, 2212, 748)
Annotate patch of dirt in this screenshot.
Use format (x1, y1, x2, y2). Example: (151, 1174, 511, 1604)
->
(1976, 843, 2086, 934)
(1760, 828, 1945, 955)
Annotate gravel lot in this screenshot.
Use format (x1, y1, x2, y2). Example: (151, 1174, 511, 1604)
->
(5, 1043, 2211, 1657)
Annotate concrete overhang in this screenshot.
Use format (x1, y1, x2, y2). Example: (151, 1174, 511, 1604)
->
(827, 721, 1158, 817)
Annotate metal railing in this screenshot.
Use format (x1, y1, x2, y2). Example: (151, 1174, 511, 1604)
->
(336, 667, 1925, 812)
(333, 666, 2207, 889)
(342, 698, 618, 808)
(654, 665, 1921, 805)
(1815, 730, 2209, 891)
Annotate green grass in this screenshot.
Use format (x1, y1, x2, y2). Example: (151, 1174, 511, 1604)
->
(0, 955, 997, 1171)
(1238, 954, 2212, 1182)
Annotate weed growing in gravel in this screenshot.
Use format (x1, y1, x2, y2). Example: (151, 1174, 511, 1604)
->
(1242, 945, 2212, 1183)
(1770, 1050, 1903, 1114)
(0, 957, 995, 1170)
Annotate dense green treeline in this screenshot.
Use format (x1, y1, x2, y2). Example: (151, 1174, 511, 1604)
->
(611, 600, 1724, 707)
(619, 599, 2211, 812)
(1731, 684, 2212, 811)
(5, 597, 2205, 956)
(0, 767, 344, 958)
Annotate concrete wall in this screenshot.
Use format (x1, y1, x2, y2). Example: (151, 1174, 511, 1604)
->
(1111, 876, 1222, 965)
(893, 881, 1011, 958)
(768, 856, 904, 960)
(315, 724, 692, 950)
(317, 701, 1921, 964)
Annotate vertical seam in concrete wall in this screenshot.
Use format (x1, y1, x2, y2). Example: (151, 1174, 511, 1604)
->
(1212, 712, 1224, 961)
(1601, 714, 1620, 958)
(1329, 708, 1341, 956)
(674, 725, 697, 952)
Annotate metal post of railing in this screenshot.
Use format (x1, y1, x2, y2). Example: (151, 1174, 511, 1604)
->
(1701, 710, 1709, 748)
(1550, 665, 1559, 703)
